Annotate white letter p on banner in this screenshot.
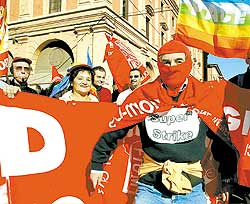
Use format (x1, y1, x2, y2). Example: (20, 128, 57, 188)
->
(0, 105, 66, 177)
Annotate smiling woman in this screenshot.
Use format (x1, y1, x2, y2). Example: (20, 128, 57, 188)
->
(59, 64, 99, 102)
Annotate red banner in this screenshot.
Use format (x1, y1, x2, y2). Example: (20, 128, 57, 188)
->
(0, 51, 8, 76)
(106, 77, 250, 188)
(103, 34, 150, 92)
(0, 92, 117, 204)
(0, 79, 249, 204)
(223, 82, 250, 186)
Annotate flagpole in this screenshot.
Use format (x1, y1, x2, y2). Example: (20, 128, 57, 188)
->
(6, 176, 12, 204)
(90, 26, 94, 65)
(5, 74, 10, 85)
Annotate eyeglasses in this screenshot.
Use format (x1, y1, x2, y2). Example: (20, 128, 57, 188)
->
(130, 75, 140, 79)
(14, 66, 31, 72)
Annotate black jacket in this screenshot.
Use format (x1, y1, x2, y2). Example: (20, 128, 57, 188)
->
(9, 79, 38, 94)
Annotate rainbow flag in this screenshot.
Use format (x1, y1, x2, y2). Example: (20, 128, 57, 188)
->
(175, 0, 250, 59)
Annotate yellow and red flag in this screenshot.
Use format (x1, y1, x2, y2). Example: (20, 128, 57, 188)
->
(175, 0, 250, 58)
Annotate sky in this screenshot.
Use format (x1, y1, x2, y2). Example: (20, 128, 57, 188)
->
(207, 54, 247, 80)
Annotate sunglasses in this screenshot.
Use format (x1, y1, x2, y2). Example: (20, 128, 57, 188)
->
(14, 66, 31, 72)
(130, 75, 140, 79)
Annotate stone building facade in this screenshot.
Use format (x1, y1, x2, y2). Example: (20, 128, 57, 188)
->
(7, 0, 205, 89)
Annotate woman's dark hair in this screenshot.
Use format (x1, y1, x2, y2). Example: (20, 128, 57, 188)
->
(68, 64, 94, 84)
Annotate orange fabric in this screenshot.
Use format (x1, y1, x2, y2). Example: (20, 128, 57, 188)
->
(91, 127, 141, 204)
(0, 91, 117, 204)
(139, 153, 202, 194)
(0, 77, 249, 204)
(201, 138, 220, 197)
(108, 76, 225, 134)
(223, 82, 250, 186)
(107, 77, 250, 187)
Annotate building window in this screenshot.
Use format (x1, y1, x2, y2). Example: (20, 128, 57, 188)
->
(49, 0, 61, 14)
(145, 5, 154, 40)
(161, 1, 164, 13)
(122, 0, 128, 20)
(171, 16, 175, 27)
(146, 16, 150, 39)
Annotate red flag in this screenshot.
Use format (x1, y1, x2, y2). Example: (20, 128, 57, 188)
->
(51, 65, 63, 83)
(0, 51, 8, 76)
(103, 34, 150, 92)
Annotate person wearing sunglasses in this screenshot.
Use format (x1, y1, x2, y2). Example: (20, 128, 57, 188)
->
(116, 68, 142, 105)
(5, 57, 38, 95)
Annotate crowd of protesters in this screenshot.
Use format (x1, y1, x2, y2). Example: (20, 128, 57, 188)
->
(0, 40, 250, 204)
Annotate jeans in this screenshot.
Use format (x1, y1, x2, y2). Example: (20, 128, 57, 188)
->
(135, 182, 207, 204)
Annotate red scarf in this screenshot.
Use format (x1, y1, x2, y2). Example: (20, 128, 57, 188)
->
(107, 76, 250, 187)
(108, 76, 225, 134)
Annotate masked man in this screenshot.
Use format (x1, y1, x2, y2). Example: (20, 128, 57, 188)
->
(90, 40, 234, 204)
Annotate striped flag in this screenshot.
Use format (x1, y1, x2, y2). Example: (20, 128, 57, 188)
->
(175, 0, 250, 58)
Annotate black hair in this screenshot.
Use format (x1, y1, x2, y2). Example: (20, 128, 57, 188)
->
(92, 66, 106, 75)
(130, 68, 142, 77)
(10, 58, 32, 74)
(69, 65, 94, 84)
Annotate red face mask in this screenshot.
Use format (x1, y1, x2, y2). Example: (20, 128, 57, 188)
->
(157, 40, 192, 90)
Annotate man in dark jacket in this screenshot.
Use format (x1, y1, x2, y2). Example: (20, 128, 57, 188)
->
(217, 50, 250, 204)
(229, 59, 250, 89)
(90, 40, 233, 204)
(92, 66, 111, 102)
